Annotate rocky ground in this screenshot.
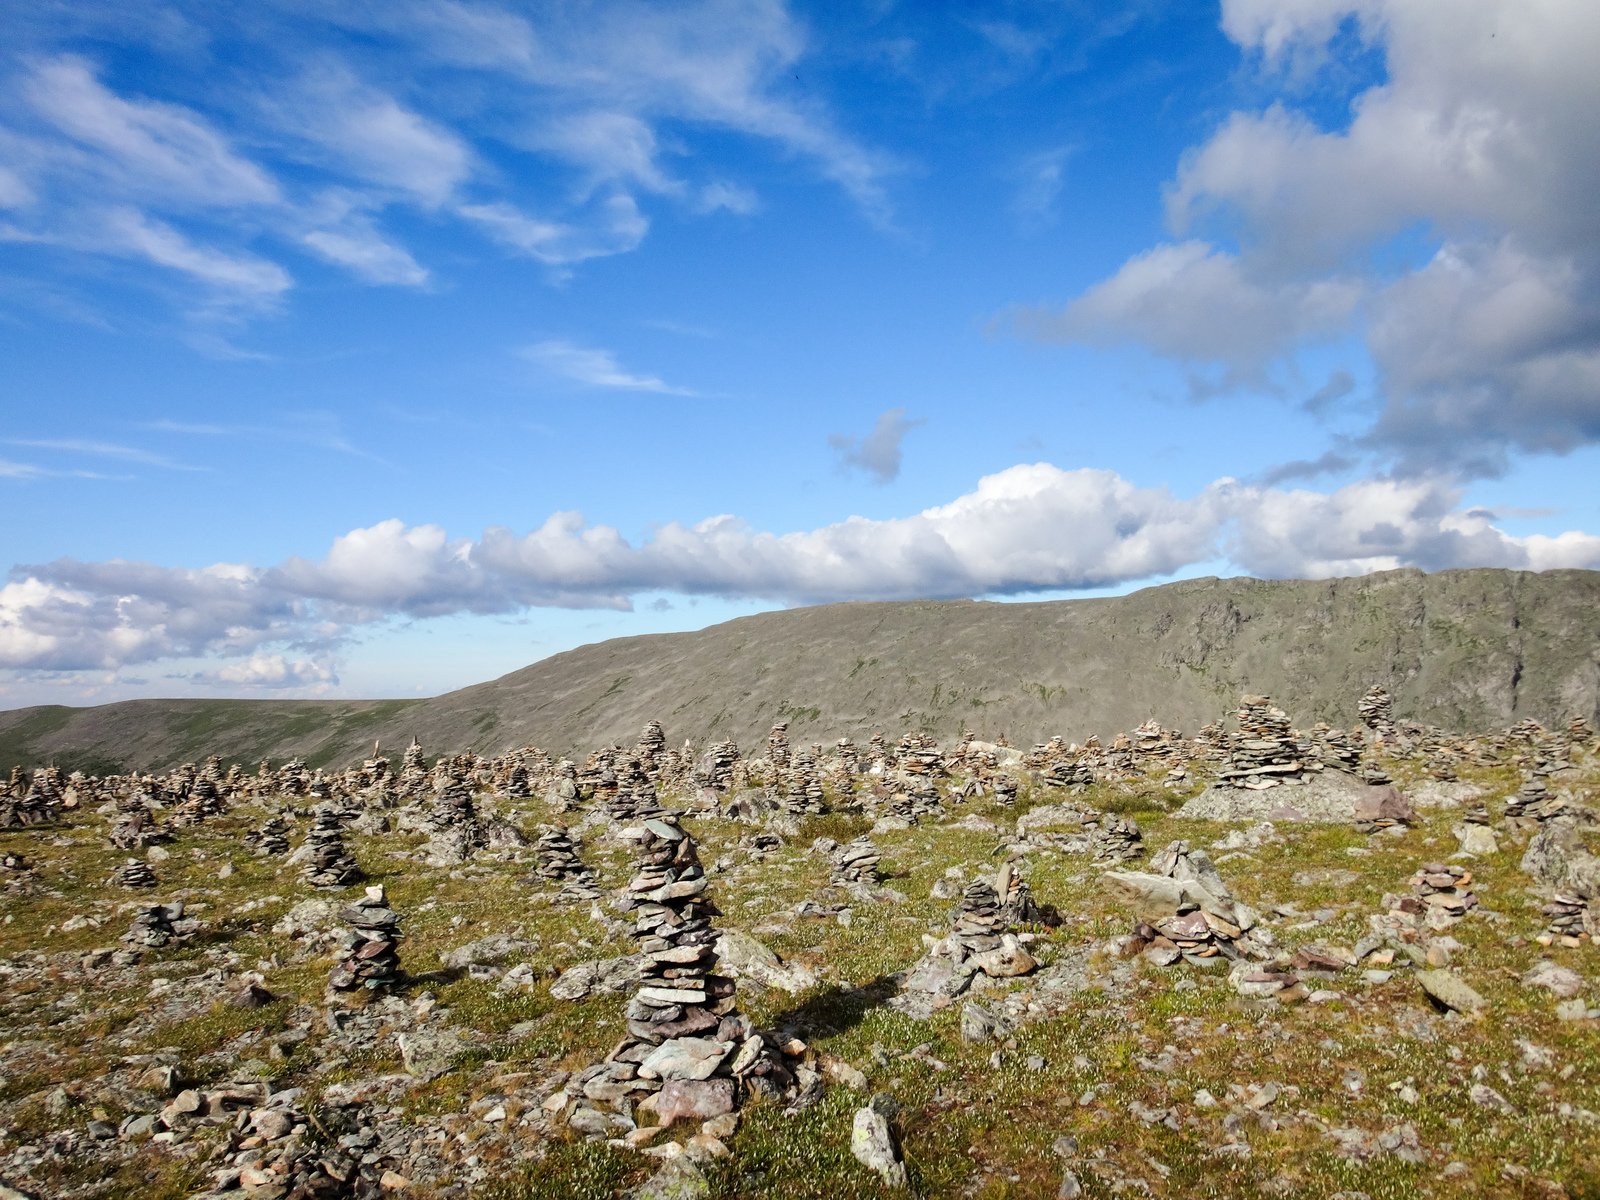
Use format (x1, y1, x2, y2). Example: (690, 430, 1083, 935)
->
(1, 716, 1597, 1199)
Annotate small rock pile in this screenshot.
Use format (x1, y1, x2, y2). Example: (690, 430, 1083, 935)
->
(170, 775, 225, 827)
(0, 777, 57, 827)
(301, 811, 364, 888)
(1541, 893, 1592, 943)
(122, 900, 185, 947)
(107, 804, 165, 850)
(1106, 840, 1258, 969)
(835, 736, 860, 776)
(1089, 814, 1143, 862)
(533, 825, 602, 902)
(607, 755, 664, 822)
(245, 815, 291, 856)
(995, 861, 1053, 926)
(1504, 775, 1567, 821)
(829, 836, 882, 886)
(1407, 862, 1478, 922)
(110, 858, 159, 889)
(504, 760, 533, 799)
(637, 720, 667, 780)
(1309, 723, 1363, 771)
(328, 885, 404, 995)
(429, 774, 478, 830)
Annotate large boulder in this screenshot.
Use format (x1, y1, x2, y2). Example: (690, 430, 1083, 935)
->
(439, 933, 539, 971)
(1522, 812, 1600, 898)
(548, 953, 649, 1001)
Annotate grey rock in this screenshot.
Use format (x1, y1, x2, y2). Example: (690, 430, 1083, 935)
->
(438, 933, 539, 971)
(549, 953, 649, 1001)
(1417, 970, 1488, 1013)
(635, 1156, 710, 1200)
(1522, 960, 1585, 998)
(961, 1002, 1000, 1044)
(851, 1104, 906, 1188)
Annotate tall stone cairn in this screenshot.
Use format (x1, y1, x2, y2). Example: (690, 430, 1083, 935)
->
(830, 836, 882, 886)
(767, 723, 791, 772)
(613, 813, 794, 1107)
(636, 720, 667, 781)
(328, 885, 403, 995)
(835, 736, 860, 776)
(785, 748, 827, 815)
(123, 900, 185, 947)
(1358, 685, 1397, 740)
(608, 756, 663, 823)
(170, 773, 225, 827)
(301, 811, 364, 888)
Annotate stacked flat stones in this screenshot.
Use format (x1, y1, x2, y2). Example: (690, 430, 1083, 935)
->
(948, 879, 1007, 957)
(767, 723, 791, 773)
(835, 737, 860, 776)
(123, 900, 184, 947)
(1089, 814, 1144, 862)
(785, 748, 827, 814)
(110, 859, 159, 889)
(1220, 696, 1311, 789)
(1027, 737, 1092, 789)
(301, 811, 363, 888)
(328, 886, 403, 995)
(534, 825, 602, 902)
(1123, 841, 1250, 967)
(170, 774, 225, 827)
(108, 795, 164, 850)
(637, 720, 667, 781)
(696, 740, 741, 792)
(607, 756, 663, 822)
(504, 760, 533, 799)
(1505, 775, 1566, 821)
(245, 816, 291, 857)
(0, 777, 57, 827)
(1408, 862, 1478, 921)
(611, 814, 766, 1099)
(429, 774, 478, 831)
(995, 861, 1049, 926)
(399, 742, 429, 798)
(1358, 685, 1397, 740)
(830, 836, 882, 886)
(1309, 723, 1363, 771)
(1541, 894, 1592, 944)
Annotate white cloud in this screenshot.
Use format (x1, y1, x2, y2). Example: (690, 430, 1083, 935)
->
(209, 653, 338, 689)
(459, 196, 649, 266)
(521, 339, 694, 394)
(1013, 0, 1600, 472)
(301, 228, 429, 287)
(23, 56, 280, 207)
(7, 462, 1597, 676)
(102, 207, 292, 299)
(269, 65, 473, 206)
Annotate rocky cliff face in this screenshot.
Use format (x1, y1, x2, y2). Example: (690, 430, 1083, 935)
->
(3, 567, 1598, 772)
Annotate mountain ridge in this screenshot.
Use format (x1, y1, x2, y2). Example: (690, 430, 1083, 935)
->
(4, 566, 1598, 774)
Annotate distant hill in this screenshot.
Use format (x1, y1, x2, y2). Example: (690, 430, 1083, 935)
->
(4, 567, 1598, 775)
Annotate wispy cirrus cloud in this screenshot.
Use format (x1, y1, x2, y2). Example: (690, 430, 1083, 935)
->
(521, 339, 696, 394)
(4, 438, 206, 472)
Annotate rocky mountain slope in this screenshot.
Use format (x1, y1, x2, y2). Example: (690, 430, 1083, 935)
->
(4, 567, 1598, 775)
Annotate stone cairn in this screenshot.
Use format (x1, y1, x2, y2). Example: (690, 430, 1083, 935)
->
(245, 816, 291, 857)
(504, 760, 533, 800)
(1219, 696, 1309, 789)
(696, 740, 741, 792)
(1504, 775, 1567, 821)
(122, 900, 185, 947)
(995, 860, 1052, 926)
(1541, 893, 1593, 943)
(328, 885, 404, 995)
(110, 858, 159, 889)
(1090, 814, 1144, 862)
(301, 811, 364, 888)
(108, 792, 167, 850)
(603, 813, 795, 1112)
(1115, 841, 1252, 968)
(835, 737, 860, 776)
(767, 723, 791, 772)
(533, 825, 603, 902)
(1027, 737, 1092, 789)
(1407, 862, 1478, 922)
(949, 879, 1007, 955)
(398, 741, 429, 798)
(0, 774, 58, 827)
(170, 774, 225, 827)
(785, 748, 827, 815)
(829, 836, 882, 887)
(637, 720, 667, 781)
(607, 756, 663, 823)
(1358, 685, 1397, 740)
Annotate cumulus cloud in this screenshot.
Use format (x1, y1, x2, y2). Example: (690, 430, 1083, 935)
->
(206, 654, 338, 689)
(6, 463, 1598, 677)
(1012, 0, 1600, 472)
(829, 407, 927, 484)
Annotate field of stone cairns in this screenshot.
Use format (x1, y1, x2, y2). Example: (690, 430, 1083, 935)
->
(1, 686, 1598, 1200)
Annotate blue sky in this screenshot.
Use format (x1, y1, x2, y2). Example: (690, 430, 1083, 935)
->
(3, 0, 1599, 707)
